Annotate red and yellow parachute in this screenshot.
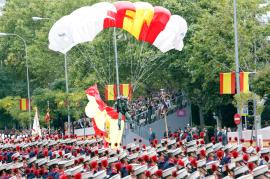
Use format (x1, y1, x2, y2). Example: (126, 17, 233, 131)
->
(49, 1, 187, 54)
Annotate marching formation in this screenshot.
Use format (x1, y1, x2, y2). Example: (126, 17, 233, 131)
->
(0, 132, 269, 179)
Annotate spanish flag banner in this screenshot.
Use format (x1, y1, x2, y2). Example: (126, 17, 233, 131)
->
(105, 84, 116, 101)
(240, 72, 250, 93)
(20, 98, 29, 111)
(120, 84, 132, 100)
(220, 72, 236, 95)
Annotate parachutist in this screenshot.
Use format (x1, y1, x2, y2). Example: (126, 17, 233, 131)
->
(115, 96, 132, 130)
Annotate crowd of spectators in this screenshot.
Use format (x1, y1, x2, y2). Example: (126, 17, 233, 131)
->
(128, 90, 183, 126)
(73, 90, 184, 129)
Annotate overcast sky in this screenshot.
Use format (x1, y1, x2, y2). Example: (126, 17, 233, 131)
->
(0, 0, 5, 6)
(0, 0, 5, 16)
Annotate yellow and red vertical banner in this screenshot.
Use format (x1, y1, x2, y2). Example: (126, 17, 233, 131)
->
(20, 98, 29, 111)
(240, 72, 250, 93)
(105, 84, 117, 101)
(220, 72, 236, 94)
(105, 84, 132, 101)
(120, 84, 132, 100)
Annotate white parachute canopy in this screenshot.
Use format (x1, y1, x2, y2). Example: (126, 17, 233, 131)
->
(153, 15, 188, 52)
(48, 2, 116, 54)
(48, 1, 188, 54)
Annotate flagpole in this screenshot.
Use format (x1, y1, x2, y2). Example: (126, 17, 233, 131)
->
(113, 27, 120, 97)
(113, 27, 125, 144)
(47, 101, 50, 135)
(233, 0, 242, 142)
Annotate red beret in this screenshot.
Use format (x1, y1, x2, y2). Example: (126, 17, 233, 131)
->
(242, 146, 247, 153)
(154, 139, 158, 145)
(126, 164, 133, 173)
(58, 151, 63, 157)
(115, 162, 122, 171)
(101, 159, 108, 168)
(243, 154, 249, 162)
(211, 164, 217, 172)
(216, 150, 224, 159)
(151, 155, 158, 163)
(59, 174, 68, 179)
(142, 144, 146, 149)
(77, 157, 83, 164)
(200, 149, 206, 157)
(90, 161, 98, 169)
(172, 170, 177, 177)
(264, 155, 269, 162)
(199, 132, 204, 138)
(145, 170, 151, 177)
(190, 159, 197, 168)
(143, 155, 149, 162)
(43, 149, 48, 157)
(248, 162, 254, 171)
(218, 137, 222, 142)
(232, 151, 239, 159)
(178, 159, 185, 167)
(155, 169, 163, 177)
(74, 172, 82, 179)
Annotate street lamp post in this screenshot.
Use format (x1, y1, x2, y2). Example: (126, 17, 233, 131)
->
(32, 16, 71, 136)
(233, 0, 242, 143)
(64, 52, 71, 136)
(0, 32, 31, 128)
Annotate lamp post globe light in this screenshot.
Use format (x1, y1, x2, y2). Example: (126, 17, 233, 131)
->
(0, 32, 31, 129)
(32, 16, 50, 21)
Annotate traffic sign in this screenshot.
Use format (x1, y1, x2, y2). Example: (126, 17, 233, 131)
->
(234, 113, 241, 125)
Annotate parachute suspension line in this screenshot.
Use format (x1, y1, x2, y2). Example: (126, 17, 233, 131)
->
(132, 47, 149, 88)
(76, 46, 106, 86)
(130, 40, 143, 90)
(132, 19, 156, 91)
(126, 34, 135, 89)
(98, 41, 110, 84)
(87, 42, 109, 85)
(85, 44, 107, 83)
(132, 52, 164, 91)
(139, 54, 168, 85)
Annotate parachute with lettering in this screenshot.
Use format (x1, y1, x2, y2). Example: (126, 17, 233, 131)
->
(48, 1, 187, 54)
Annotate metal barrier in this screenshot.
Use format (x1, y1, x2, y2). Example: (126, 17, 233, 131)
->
(127, 104, 179, 139)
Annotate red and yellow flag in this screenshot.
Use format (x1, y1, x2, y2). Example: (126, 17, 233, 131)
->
(105, 85, 116, 101)
(240, 72, 250, 93)
(220, 72, 236, 94)
(20, 98, 29, 111)
(105, 84, 132, 101)
(120, 84, 132, 100)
